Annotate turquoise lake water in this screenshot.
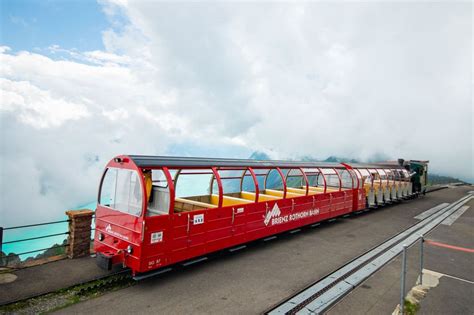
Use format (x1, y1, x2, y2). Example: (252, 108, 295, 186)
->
(2, 201, 97, 260)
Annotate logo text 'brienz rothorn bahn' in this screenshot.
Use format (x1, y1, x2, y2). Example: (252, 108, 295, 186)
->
(263, 203, 320, 226)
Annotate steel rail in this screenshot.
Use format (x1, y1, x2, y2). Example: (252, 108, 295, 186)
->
(268, 193, 473, 315)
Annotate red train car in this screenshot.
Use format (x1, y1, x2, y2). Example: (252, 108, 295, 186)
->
(94, 155, 367, 275)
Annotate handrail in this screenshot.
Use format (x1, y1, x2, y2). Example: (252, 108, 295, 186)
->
(0, 214, 95, 265)
(3, 219, 70, 230)
(2, 232, 70, 245)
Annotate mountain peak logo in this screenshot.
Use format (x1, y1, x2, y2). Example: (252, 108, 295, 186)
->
(263, 204, 321, 227)
(104, 223, 130, 240)
(263, 203, 281, 226)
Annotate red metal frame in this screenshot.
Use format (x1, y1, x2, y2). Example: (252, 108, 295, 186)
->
(239, 168, 260, 202)
(299, 168, 310, 196)
(162, 167, 175, 215)
(211, 167, 223, 208)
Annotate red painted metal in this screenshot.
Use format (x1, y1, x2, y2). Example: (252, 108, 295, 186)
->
(341, 163, 365, 211)
(316, 167, 327, 193)
(162, 167, 175, 215)
(211, 167, 223, 208)
(425, 240, 474, 253)
(332, 167, 343, 191)
(94, 155, 370, 275)
(276, 167, 287, 199)
(249, 167, 259, 202)
(299, 167, 310, 196)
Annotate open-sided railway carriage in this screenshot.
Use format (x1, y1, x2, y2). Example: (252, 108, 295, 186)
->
(349, 163, 413, 208)
(94, 155, 422, 276)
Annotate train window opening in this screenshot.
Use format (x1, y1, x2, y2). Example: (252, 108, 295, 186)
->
(151, 169, 175, 188)
(241, 169, 260, 202)
(147, 169, 172, 216)
(379, 169, 389, 180)
(368, 169, 381, 186)
(401, 169, 410, 181)
(212, 169, 253, 206)
(302, 168, 326, 194)
(264, 168, 287, 198)
(174, 169, 216, 212)
(321, 168, 341, 191)
(358, 169, 371, 185)
(337, 169, 355, 189)
(393, 169, 401, 181)
(285, 169, 308, 196)
(242, 168, 281, 201)
(99, 167, 143, 216)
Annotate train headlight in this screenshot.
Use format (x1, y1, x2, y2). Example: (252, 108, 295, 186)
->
(126, 245, 133, 254)
(98, 233, 104, 241)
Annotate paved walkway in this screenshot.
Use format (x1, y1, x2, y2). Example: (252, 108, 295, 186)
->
(0, 256, 117, 305)
(328, 194, 473, 315)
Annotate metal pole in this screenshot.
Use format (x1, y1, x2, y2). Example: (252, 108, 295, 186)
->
(0, 226, 3, 266)
(0, 226, 3, 254)
(400, 244, 408, 315)
(419, 235, 424, 285)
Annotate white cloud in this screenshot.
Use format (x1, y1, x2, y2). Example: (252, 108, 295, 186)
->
(0, 78, 90, 128)
(0, 1, 472, 226)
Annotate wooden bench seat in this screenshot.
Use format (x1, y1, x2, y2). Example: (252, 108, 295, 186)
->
(265, 189, 303, 198)
(286, 187, 318, 195)
(174, 197, 217, 212)
(241, 191, 280, 201)
(210, 194, 253, 207)
(307, 186, 340, 192)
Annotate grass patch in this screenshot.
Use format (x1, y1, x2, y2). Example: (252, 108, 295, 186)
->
(403, 298, 420, 315)
(0, 273, 134, 314)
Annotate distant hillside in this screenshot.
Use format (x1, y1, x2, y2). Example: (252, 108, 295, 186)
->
(322, 156, 359, 163)
(249, 151, 271, 160)
(428, 174, 465, 185)
(249, 152, 359, 163)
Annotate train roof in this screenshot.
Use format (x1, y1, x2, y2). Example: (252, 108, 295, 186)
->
(128, 155, 347, 169)
(347, 162, 405, 169)
(127, 155, 405, 169)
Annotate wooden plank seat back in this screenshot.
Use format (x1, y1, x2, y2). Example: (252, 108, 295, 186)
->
(210, 194, 253, 207)
(241, 191, 280, 201)
(174, 197, 217, 213)
(174, 186, 329, 213)
(265, 189, 303, 198)
(307, 186, 340, 192)
(286, 187, 318, 195)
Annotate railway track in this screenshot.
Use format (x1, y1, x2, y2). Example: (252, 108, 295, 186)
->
(267, 193, 473, 315)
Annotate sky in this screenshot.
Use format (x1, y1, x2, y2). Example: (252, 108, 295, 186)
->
(0, 0, 472, 227)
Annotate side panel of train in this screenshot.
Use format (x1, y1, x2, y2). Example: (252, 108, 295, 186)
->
(137, 190, 363, 272)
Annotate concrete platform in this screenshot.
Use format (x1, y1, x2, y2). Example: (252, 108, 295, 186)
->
(328, 194, 473, 315)
(47, 186, 471, 314)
